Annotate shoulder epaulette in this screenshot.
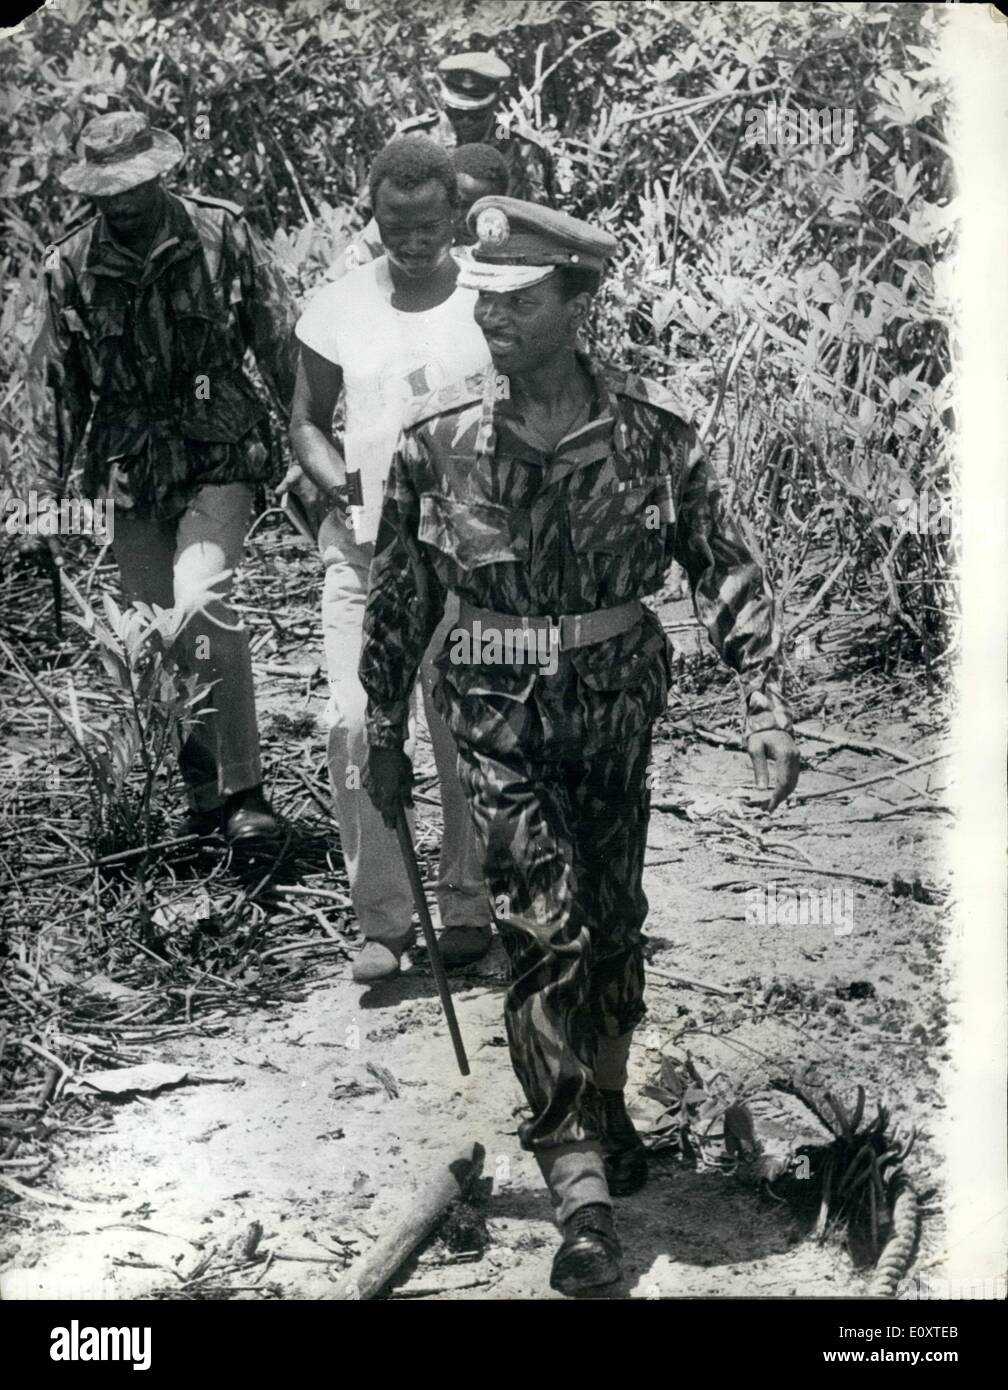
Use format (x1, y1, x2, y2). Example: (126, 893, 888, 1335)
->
(49, 217, 99, 265)
(44, 217, 98, 276)
(52, 213, 99, 248)
(404, 371, 485, 430)
(617, 371, 694, 423)
(181, 191, 245, 217)
(395, 110, 439, 136)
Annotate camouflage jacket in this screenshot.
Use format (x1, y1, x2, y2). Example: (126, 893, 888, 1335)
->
(31, 190, 298, 518)
(397, 109, 554, 205)
(360, 357, 793, 761)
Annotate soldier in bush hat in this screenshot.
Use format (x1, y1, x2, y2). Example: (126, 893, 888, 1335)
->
(359, 196, 800, 1294)
(31, 111, 298, 848)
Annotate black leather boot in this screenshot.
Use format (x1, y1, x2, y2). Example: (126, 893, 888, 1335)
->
(600, 1089, 649, 1196)
(223, 785, 283, 848)
(550, 1202, 623, 1295)
(179, 806, 223, 840)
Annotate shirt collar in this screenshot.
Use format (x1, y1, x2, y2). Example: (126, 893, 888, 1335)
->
(493, 350, 615, 467)
(86, 191, 198, 282)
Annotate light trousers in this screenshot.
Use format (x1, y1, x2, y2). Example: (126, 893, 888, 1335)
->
(320, 516, 488, 946)
(111, 482, 263, 811)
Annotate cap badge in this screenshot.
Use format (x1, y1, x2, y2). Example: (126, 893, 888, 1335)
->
(476, 207, 510, 247)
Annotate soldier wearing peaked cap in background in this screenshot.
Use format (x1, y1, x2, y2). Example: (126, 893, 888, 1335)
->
(359, 196, 800, 1295)
(400, 51, 554, 205)
(437, 51, 513, 104)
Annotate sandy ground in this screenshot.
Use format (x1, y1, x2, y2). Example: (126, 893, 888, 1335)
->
(0, 580, 953, 1302)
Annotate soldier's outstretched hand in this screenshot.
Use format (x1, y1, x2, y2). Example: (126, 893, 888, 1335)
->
(747, 730, 800, 812)
(363, 746, 414, 829)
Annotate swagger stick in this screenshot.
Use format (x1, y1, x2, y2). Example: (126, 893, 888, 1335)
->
(394, 808, 470, 1076)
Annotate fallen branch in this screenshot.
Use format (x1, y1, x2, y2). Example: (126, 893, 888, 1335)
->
(787, 555, 851, 636)
(794, 724, 914, 764)
(714, 857, 895, 890)
(0, 834, 201, 885)
(390, 1274, 496, 1298)
(331, 1143, 485, 1301)
(280, 883, 353, 907)
(292, 766, 333, 819)
(793, 751, 951, 804)
(0, 1173, 102, 1212)
(258, 939, 350, 962)
(646, 964, 742, 998)
(666, 719, 746, 751)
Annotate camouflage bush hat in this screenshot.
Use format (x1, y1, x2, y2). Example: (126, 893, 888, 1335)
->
(60, 112, 183, 196)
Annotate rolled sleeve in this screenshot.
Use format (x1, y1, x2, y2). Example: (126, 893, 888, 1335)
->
(672, 427, 793, 737)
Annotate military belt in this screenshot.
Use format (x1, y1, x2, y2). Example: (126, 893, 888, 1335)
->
(455, 597, 644, 653)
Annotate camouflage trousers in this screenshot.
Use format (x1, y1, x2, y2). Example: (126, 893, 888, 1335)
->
(455, 731, 652, 1151)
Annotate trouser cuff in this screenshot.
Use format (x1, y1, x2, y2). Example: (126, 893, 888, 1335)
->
(186, 778, 223, 813)
(358, 924, 416, 951)
(535, 1141, 610, 1225)
(217, 758, 263, 800)
(437, 889, 493, 928)
(184, 763, 262, 811)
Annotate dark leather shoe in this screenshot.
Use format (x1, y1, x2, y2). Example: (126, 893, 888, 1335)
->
(600, 1089, 649, 1196)
(438, 923, 492, 966)
(179, 806, 223, 840)
(550, 1203, 622, 1295)
(223, 786, 284, 847)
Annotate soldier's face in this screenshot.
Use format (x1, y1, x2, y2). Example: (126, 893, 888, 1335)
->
(448, 106, 495, 144)
(91, 178, 164, 239)
(475, 275, 587, 374)
(374, 178, 456, 279)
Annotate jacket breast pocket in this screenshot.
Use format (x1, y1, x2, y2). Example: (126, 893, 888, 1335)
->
(418, 493, 530, 571)
(567, 475, 674, 557)
(173, 309, 215, 371)
(65, 304, 124, 391)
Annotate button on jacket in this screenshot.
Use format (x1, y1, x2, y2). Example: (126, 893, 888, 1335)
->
(360, 357, 792, 761)
(32, 191, 298, 519)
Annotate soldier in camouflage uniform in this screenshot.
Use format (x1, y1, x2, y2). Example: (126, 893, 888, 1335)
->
(32, 112, 298, 846)
(359, 198, 799, 1294)
(401, 52, 554, 205)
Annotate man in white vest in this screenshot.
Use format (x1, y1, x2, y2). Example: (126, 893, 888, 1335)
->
(289, 136, 493, 982)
